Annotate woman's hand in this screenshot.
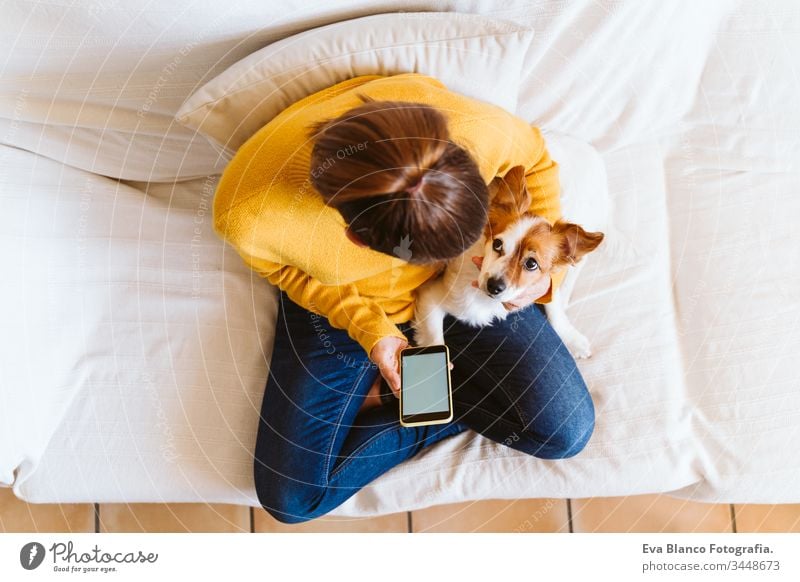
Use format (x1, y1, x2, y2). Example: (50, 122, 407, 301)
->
(503, 274, 551, 311)
(369, 336, 408, 398)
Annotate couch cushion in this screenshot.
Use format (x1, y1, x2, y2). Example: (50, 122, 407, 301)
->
(175, 12, 534, 156)
(0, 145, 276, 499)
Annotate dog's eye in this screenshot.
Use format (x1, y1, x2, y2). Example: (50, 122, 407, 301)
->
(524, 258, 539, 271)
(492, 238, 503, 253)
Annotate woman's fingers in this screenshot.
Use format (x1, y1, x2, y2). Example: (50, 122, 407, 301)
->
(470, 255, 484, 288)
(506, 275, 552, 309)
(369, 335, 407, 398)
(381, 362, 401, 397)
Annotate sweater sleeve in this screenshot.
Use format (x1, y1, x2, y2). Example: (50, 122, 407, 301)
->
(238, 249, 408, 357)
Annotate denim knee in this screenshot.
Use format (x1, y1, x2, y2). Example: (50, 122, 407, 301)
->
(257, 484, 324, 525)
(518, 388, 596, 460)
(254, 465, 326, 525)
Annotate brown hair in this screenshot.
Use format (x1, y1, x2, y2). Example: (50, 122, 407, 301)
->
(308, 97, 488, 264)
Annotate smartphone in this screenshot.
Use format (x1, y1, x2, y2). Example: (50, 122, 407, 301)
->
(399, 345, 454, 427)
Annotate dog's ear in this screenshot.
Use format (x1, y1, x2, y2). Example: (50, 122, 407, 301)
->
(490, 165, 530, 213)
(551, 221, 604, 266)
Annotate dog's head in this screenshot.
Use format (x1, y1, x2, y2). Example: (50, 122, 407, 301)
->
(476, 166, 604, 302)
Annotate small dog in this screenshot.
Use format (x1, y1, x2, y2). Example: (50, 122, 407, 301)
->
(412, 166, 604, 358)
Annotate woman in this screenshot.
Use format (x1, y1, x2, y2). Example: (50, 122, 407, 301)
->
(213, 73, 595, 524)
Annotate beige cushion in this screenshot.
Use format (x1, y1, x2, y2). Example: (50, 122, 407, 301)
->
(175, 12, 534, 155)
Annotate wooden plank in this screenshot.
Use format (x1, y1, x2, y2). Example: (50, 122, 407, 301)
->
(572, 495, 733, 533)
(734, 504, 800, 533)
(411, 499, 569, 533)
(254, 508, 408, 532)
(0, 487, 94, 533)
(99, 503, 249, 532)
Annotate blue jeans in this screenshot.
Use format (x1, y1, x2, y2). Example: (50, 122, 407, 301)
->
(254, 291, 595, 524)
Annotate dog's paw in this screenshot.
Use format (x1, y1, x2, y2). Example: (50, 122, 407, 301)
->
(563, 330, 592, 359)
(412, 326, 444, 348)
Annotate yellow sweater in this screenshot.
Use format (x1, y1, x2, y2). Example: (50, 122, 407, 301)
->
(213, 73, 564, 356)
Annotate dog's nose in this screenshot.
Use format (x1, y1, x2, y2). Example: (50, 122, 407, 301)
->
(486, 277, 506, 296)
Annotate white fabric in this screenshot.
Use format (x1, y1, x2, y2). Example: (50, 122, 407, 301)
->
(2, 1, 799, 512)
(175, 12, 534, 156)
(0, 146, 277, 502)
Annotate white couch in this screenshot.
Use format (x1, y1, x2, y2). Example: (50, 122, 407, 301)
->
(2, 0, 799, 515)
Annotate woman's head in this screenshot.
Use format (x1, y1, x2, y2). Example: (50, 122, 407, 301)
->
(308, 97, 488, 264)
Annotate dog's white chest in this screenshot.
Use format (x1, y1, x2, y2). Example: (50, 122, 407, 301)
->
(411, 239, 510, 346)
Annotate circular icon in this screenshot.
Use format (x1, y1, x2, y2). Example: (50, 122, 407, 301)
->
(20, 542, 46, 570)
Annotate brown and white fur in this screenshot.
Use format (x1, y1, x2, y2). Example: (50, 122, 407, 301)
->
(412, 166, 604, 358)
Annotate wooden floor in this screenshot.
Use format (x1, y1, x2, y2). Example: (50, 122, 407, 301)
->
(2, 488, 799, 532)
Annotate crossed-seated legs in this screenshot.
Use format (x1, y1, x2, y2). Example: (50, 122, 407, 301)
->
(254, 292, 595, 524)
